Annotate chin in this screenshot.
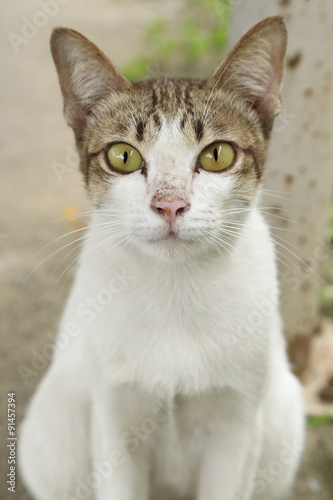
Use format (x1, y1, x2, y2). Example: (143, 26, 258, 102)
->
(132, 232, 215, 262)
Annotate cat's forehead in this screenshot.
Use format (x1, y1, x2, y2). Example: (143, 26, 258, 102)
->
(88, 78, 204, 149)
(137, 78, 205, 115)
(87, 76, 260, 155)
(132, 78, 210, 143)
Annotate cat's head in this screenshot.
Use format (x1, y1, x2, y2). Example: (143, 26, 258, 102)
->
(50, 17, 287, 260)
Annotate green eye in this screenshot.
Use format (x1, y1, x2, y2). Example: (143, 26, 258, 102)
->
(106, 143, 143, 173)
(198, 142, 235, 172)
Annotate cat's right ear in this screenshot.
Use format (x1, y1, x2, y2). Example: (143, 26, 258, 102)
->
(50, 28, 132, 135)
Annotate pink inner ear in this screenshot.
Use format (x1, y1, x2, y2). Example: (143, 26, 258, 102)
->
(51, 28, 133, 134)
(257, 37, 284, 117)
(207, 20, 286, 135)
(243, 31, 285, 132)
(255, 71, 281, 117)
(59, 71, 90, 127)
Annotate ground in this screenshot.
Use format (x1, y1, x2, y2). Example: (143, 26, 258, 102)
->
(1, 0, 332, 499)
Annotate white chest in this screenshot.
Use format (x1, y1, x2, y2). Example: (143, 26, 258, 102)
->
(61, 216, 278, 398)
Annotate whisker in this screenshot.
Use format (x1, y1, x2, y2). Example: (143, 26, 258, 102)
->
(271, 236, 326, 285)
(223, 220, 300, 234)
(24, 220, 125, 282)
(57, 228, 130, 288)
(261, 189, 303, 206)
(259, 209, 304, 226)
(53, 225, 125, 274)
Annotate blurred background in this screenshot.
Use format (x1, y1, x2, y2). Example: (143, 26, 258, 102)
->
(1, 0, 332, 498)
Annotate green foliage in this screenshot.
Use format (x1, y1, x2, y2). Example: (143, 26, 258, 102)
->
(123, 56, 151, 82)
(307, 414, 332, 428)
(122, 0, 231, 81)
(320, 284, 333, 305)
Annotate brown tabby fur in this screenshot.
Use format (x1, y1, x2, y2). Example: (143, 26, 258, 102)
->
(50, 17, 286, 206)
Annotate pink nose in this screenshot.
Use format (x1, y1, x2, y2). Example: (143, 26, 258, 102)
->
(152, 199, 189, 226)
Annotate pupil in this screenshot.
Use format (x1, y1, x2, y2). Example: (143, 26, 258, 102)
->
(213, 148, 218, 162)
(123, 151, 128, 164)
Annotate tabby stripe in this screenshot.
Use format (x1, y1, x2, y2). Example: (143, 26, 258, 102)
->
(193, 119, 204, 141)
(136, 120, 145, 141)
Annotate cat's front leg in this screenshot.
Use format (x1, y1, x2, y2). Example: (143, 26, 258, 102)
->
(197, 410, 262, 500)
(90, 384, 151, 500)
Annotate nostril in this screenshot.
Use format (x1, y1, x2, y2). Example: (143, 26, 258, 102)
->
(176, 206, 186, 216)
(152, 199, 190, 224)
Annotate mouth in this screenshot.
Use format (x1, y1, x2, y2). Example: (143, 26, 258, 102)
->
(147, 229, 191, 248)
(157, 231, 177, 241)
(151, 231, 181, 245)
(135, 227, 208, 259)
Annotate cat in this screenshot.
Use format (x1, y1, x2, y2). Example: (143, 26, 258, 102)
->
(18, 16, 304, 500)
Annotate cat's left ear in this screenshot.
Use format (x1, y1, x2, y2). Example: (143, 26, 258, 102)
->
(50, 28, 132, 136)
(206, 17, 287, 137)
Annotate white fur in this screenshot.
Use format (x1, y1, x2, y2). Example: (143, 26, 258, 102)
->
(19, 119, 304, 500)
